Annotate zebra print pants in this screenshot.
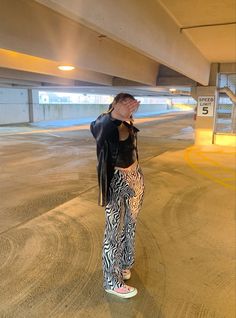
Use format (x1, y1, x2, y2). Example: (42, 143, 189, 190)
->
(102, 162, 144, 289)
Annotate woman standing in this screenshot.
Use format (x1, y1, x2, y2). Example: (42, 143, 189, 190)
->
(90, 93, 144, 298)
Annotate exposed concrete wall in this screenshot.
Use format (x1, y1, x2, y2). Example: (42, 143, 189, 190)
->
(0, 88, 29, 124)
(31, 90, 42, 122)
(32, 103, 169, 122)
(220, 63, 236, 73)
(0, 88, 170, 124)
(32, 103, 106, 122)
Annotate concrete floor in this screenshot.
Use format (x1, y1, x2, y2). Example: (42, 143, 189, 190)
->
(0, 112, 235, 318)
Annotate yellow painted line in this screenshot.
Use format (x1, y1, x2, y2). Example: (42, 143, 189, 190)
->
(192, 150, 235, 172)
(220, 177, 236, 181)
(184, 147, 236, 191)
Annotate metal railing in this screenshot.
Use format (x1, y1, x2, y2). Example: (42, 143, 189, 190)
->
(215, 74, 236, 134)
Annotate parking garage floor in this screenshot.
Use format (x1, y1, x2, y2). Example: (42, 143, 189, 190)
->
(0, 112, 235, 318)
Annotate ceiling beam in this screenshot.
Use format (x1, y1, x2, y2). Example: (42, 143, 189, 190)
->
(0, 0, 159, 86)
(157, 76, 196, 86)
(0, 49, 113, 86)
(0, 67, 105, 87)
(220, 63, 236, 74)
(35, 0, 210, 85)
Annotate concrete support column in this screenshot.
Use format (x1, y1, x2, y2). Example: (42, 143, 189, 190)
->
(192, 86, 217, 146)
(27, 89, 34, 123)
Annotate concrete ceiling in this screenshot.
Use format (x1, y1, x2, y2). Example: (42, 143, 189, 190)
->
(158, 0, 236, 62)
(0, 0, 235, 95)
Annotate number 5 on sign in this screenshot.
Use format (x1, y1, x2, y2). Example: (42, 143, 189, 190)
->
(197, 96, 215, 117)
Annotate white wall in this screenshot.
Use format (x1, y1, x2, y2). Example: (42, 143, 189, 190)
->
(32, 103, 169, 122)
(0, 88, 170, 124)
(32, 102, 106, 122)
(0, 88, 29, 124)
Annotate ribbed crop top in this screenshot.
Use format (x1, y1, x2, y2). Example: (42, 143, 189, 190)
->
(115, 134, 137, 168)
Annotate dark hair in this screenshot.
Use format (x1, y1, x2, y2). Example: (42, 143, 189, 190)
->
(108, 92, 135, 110)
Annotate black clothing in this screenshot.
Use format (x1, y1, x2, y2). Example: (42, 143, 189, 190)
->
(90, 112, 139, 206)
(115, 134, 137, 168)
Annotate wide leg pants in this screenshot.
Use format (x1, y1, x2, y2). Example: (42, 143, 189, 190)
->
(102, 163, 144, 289)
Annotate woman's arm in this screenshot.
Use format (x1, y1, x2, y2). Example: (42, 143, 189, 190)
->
(90, 113, 122, 145)
(90, 98, 140, 145)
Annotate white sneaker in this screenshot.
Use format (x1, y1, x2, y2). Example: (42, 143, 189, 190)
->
(105, 284, 137, 298)
(122, 269, 131, 280)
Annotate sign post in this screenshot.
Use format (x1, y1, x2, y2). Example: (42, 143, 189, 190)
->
(193, 87, 217, 145)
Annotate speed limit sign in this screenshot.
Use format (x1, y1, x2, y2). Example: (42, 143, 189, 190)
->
(197, 96, 215, 117)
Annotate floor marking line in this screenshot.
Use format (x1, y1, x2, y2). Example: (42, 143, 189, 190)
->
(184, 147, 236, 191)
(193, 151, 236, 172)
(45, 133, 61, 138)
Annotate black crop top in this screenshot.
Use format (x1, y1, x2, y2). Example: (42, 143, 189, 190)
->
(115, 134, 137, 168)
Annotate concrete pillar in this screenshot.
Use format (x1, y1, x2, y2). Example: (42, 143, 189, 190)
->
(27, 89, 34, 123)
(192, 86, 217, 146)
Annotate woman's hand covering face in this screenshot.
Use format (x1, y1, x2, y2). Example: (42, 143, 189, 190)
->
(112, 98, 140, 121)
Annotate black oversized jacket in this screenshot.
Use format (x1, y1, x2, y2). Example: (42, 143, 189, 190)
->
(90, 112, 139, 206)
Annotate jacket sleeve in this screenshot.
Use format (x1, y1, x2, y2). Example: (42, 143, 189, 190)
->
(90, 113, 122, 145)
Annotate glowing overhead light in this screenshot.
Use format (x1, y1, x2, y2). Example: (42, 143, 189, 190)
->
(169, 88, 177, 93)
(58, 65, 75, 71)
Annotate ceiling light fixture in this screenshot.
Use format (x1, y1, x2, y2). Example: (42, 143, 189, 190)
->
(169, 88, 177, 93)
(58, 65, 75, 71)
